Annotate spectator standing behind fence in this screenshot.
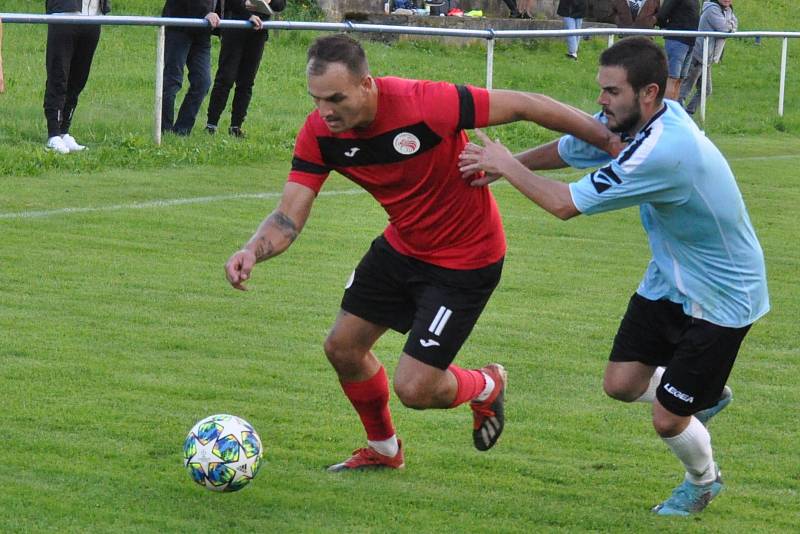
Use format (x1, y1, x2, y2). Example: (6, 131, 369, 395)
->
(611, 0, 660, 28)
(678, 0, 737, 115)
(160, 0, 261, 136)
(205, 0, 284, 138)
(557, 0, 587, 60)
(657, 0, 700, 101)
(43, 0, 110, 154)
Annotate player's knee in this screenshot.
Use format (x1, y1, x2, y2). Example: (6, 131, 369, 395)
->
(651, 412, 684, 437)
(603, 375, 640, 402)
(323, 336, 353, 372)
(393, 380, 430, 410)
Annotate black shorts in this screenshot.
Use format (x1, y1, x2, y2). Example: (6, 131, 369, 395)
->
(610, 293, 752, 416)
(341, 236, 503, 370)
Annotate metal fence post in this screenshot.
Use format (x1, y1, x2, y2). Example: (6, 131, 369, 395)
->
(779, 37, 788, 117)
(699, 36, 709, 124)
(154, 25, 165, 145)
(486, 36, 494, 90)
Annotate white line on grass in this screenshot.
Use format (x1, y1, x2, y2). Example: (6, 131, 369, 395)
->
(1, 153, 796, 221)
(0, 189, 366, 220)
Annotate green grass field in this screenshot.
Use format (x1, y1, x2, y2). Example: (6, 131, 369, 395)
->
(1, 1, 799, 531)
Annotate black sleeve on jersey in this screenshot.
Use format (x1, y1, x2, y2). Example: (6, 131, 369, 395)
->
(455, 84, 476, 131)
(291, 156, 331, 175)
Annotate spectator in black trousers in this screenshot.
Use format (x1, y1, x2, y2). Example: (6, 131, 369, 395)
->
(205, 0, 285, 138)
(161, 0, 262, 136)
(43, 0, 111, 154)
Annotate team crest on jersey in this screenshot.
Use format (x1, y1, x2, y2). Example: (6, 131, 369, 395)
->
(393, 132, 421, 155)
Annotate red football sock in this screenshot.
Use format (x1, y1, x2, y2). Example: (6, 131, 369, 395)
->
(448, 364, 487, 407)
(340, 366, 395, 442)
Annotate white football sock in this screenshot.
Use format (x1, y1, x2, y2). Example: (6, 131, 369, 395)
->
(368, 435, 399, 457)
(474, 372, 496, 402)
(661, 416, 716, 485)
(635, 366, 665, 403)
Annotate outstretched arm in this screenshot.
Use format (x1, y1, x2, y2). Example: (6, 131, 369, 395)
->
(225, 181, 316, 290)
(486, 89, 624, 158)
(459, 130, 580, 220)
(515, 139, 567, 171)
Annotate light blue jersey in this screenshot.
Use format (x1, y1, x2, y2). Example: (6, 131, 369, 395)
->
(560, 100, 769, 327)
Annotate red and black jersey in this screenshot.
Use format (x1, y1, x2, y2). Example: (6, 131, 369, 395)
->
(289, 76, 505, 270)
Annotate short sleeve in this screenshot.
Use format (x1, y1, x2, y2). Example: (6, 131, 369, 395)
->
(288, 118, 331, 194)
(558, 135, 614, 170)
(557, 112, 615, 169)
(421, 82, 490, 136)
(569, 147, 690, 215)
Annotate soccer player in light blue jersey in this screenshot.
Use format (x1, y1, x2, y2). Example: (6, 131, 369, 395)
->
(458, 36, 769, 516)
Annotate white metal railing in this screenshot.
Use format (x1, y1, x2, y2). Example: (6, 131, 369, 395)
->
(1, 13, 797, 143)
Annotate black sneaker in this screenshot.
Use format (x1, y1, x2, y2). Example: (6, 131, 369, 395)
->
(205, 123, 218, 135)
(229, 126, 245, 138)
(470, 363, 507, 451)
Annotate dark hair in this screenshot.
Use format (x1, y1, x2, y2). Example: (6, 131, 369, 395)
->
(599, 37, 667, 100)
(307, 34, 369, 78)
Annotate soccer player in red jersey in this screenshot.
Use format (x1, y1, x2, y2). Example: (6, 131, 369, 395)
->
(225, 34, 621, 471)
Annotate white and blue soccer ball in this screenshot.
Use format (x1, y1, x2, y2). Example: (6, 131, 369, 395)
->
(183, 414, 263, 492)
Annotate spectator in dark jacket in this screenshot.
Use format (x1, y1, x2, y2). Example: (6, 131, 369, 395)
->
(160, 0, 261, 136)
(657, 0, 700, 100)
(43, 0, 111, 154)
(557, 0, 587, 60)
(206, 0, 285, 138)
(679, 0, 737, 115)
(611, 0, 660, 28)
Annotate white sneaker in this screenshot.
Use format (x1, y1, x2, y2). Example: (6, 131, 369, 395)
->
(61, 134, 86, 152)
(46, 136, 70, 154)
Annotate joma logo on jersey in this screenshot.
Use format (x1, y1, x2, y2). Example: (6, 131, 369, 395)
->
(393, 132, 421, 155)
(663, 382, 694, 403)
(344, 147, 360, 157)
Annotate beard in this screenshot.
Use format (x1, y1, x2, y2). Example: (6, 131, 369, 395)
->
(608, 108, 642, 134)
(606, 93, 642, 134)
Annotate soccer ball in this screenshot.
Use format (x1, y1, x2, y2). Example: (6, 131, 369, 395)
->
(183, 414, 263, 492)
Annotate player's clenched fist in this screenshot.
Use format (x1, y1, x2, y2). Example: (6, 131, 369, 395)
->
(225, 249, 257, 291)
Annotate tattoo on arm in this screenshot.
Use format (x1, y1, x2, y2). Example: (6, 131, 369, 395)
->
(271, 211, 299, 242)
(253, 210, 298, 261)
(253, 235, 275, 260)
